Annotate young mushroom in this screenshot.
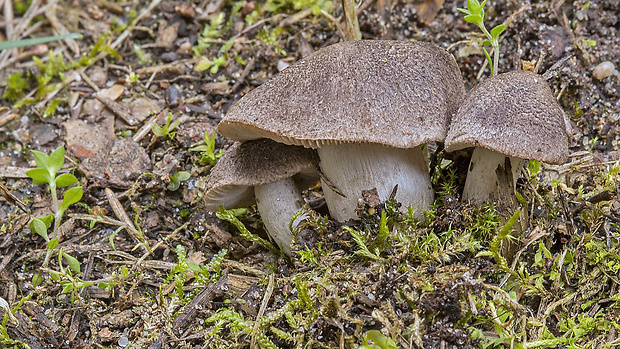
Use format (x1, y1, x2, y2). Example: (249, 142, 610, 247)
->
(203, 139, 319, 256)
(445, 70, 570, 203)
(218, 40, 465, 221)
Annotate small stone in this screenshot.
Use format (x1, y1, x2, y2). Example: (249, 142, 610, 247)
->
(175, 3, 196, 19)
(160, 51, 178, 63)
(118, 336, 129, 347)
(592, 61, 616, 80)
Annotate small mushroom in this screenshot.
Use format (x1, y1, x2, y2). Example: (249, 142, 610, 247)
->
(445, 70, 570, 203)
(203, 139, 319, 255)
(218, 40, 465, 221)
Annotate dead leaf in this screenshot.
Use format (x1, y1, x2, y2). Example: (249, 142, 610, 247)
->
(413, 0, 445, 25)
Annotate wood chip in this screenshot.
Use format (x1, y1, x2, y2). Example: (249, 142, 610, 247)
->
(172, 269, 229, 332)
(413, 0, 445, 25)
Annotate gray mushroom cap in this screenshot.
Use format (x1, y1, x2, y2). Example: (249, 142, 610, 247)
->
(445, 70, 570, 164)
(218, 40, 465, 148)
(203, 139, 319, 210)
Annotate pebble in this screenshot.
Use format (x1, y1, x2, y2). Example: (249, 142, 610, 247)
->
(592, 61, 616, 80)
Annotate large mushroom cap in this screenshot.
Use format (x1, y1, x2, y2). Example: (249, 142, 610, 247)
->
(203, 139, 319, 210)
(445, 70, 570, 164)
(218, 40, 465, 149)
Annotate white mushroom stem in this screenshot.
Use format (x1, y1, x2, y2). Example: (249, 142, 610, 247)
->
(318, 143, 433, 221)
(462, 147, 526, 204)
(255, 177, 307, 256)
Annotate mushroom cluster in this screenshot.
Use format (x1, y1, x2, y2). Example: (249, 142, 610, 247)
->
(203, 40, 570, 255)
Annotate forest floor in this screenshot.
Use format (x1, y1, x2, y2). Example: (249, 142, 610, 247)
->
(0, 0, 619, 348)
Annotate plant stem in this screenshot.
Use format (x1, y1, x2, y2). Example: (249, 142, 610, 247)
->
(49, 182, 59, 212)
(493, 43, 499, 76)
(478, 23, 499, 76)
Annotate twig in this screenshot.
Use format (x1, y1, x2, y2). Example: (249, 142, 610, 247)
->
(342, 0, 361, 40)
(0, 0, 53, 69)
(250, 273, 275, 349)
(45, 5, 80, 55)
(0, 112, 19, 127)
(3, 0, 13, 40)
(104, 188, 150, 252)
(133, 110, 166, 143)
(77, 70, 101, 92)
(172, 269, 229, 332)
(109, 0, 162, 50)
(34, 70, 80, 112)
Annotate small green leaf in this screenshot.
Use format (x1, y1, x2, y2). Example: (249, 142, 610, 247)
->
(364, 330, 397, 349)
(48, 146, 66, 175)
(175, 171, 191, 182)
(466, 0, 480, 12)
(167, 180, 180, 192)
(59, 186, 83, 211)
(483, 47, 494, 75)
(26, 168, 52, 184)
(482, 39, 491, 46)
(168, 171, 191, 191)
(32, 273, 43, 287)
(62, 252, 81, 273)
(189, 145, 209, 152)
(30, 218, 49, 241)
(55, 173, 78, 187)
(187, 262, 201, 272)
(152, 123, 165, 137)
(50, 272, 60, 281)
(490, 23, 506, 39)
(206, 131, 216, 153)
(31, 150, 49, 169)
(463, 14, 482, 25)
(61, 281, 74, 294)
(40, 213, 54, 228)
(47, 238, 59, 250)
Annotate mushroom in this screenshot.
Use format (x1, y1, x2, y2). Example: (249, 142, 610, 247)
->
(445, 70, 570, 203)
(203, 139, 319, 255)
(218, 40, 465, 221)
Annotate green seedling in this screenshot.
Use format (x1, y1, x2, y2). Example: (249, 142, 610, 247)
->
(458, 0, 506, 76)
(192, 13, 226, 57)
(190, 130, 224, 166)
(26, 146, 82, 234)
(168, 171, 191, 191)
(195, 55, 228, 74)
(26, 146, 83, 286)
(152, 113, 181, 139)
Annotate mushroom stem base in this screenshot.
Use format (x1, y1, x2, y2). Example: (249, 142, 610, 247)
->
(462, 147, 526, 204)
(255, 178, 306, 256)
(318, 143, 433, 222)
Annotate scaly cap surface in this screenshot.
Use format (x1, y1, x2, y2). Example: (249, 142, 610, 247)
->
(445, 70, 570, 164)
(218, 40, 465, 148)
(203, 139, 319, 209)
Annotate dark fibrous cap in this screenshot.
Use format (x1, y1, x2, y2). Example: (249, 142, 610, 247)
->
(218, 40, 465, 149)
(445, 70, 570, 164)
(203, 139, 319, 209)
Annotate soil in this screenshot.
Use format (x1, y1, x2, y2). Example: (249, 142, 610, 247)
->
(0, 0, 619, 348)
